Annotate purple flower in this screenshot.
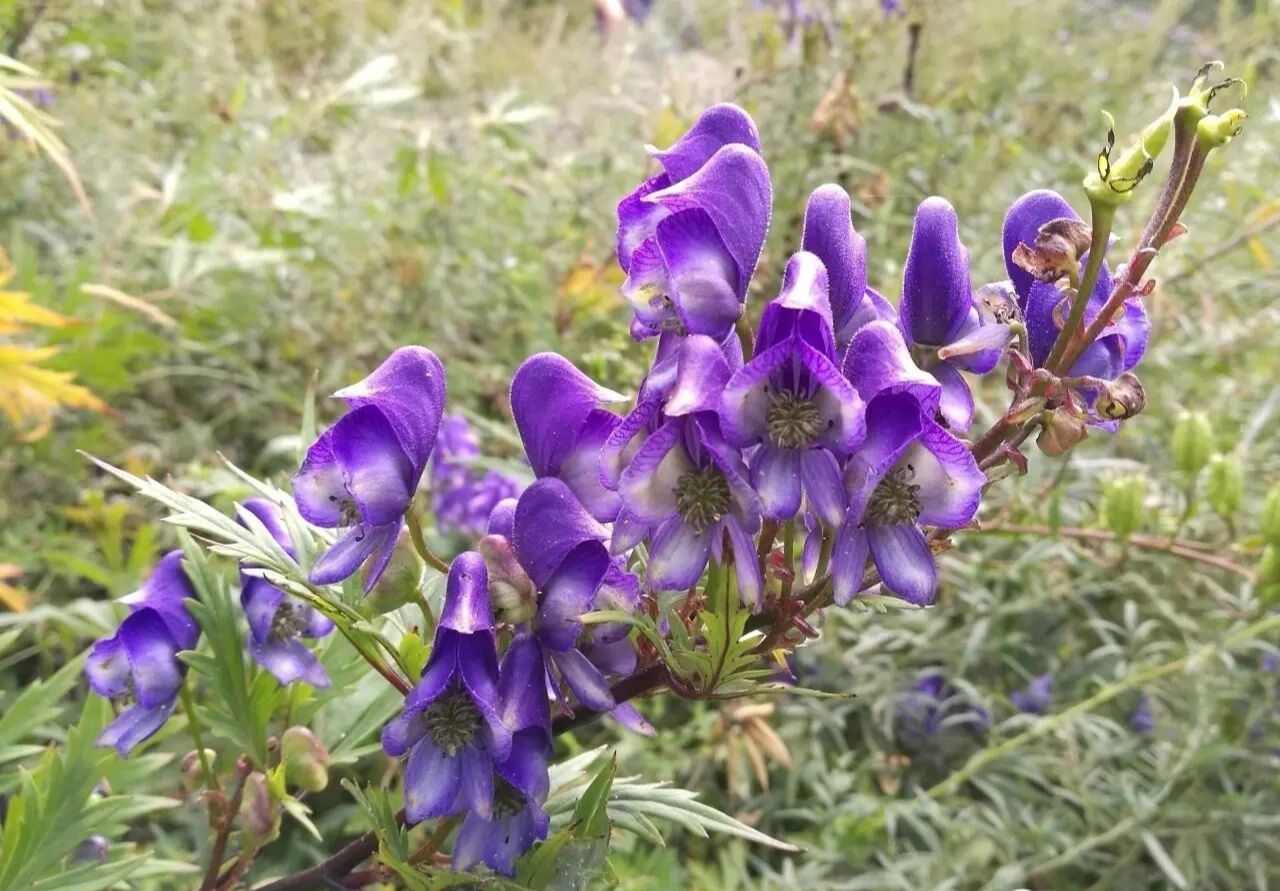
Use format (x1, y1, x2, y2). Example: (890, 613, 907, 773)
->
(893, 669, 989, 749)
(237, 498, 334, 688)
(511, 354, 625, 522)
(431, 415, 525, 537)
(898, 197, 1009, 432)
(292, 347, 446, 591)
(617, 104, 772, 340)
(1010, 672, 1053, 715)
(800, 184, 897, 344)
(1002, 190, 1149, 382)
(832, 322, 984, 606)
(1129, 694, 1155, 734)
(381, 552, 512, 823)
(453, 633, 553, 875)
(721, 252, 866, 525)
(85, 551, 200, 755)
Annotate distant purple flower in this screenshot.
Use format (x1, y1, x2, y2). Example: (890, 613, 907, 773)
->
(237, 498, 333, 688)
(1002, 190, 1149, 385)
(617, 104, 772, 340)
(893, 669, 988, 749)
(1129, 694, 1155, 734)
(1010, 672, 1053, 715)
(293, 347, 446, 591)
(430, 415, 524, 537)
(831, 322, 984, 606)
(721, 252, 866, 525)
(897, 198, 1008, 432)
(85, 551, 200, 755)
(381, 553, 511, 823)
(453, 633, 552, 875)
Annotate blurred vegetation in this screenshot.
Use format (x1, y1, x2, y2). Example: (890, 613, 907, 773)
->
(2, 0, 1279, 887)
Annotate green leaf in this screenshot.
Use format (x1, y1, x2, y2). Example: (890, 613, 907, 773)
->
(0, 653, 86, 749)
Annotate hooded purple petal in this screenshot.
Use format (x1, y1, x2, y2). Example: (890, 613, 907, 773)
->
(439, 552, 495, 634)
(510, 353, 624, 479)
(649, 103, 762, 182)
(842, 321, 942, 413)
(118, 609, 185, 709)
(512, 478, 609, 589)
(1001, 189, 1079, 299)
(755, 251, 835, 356)
(333, 346, 446, 474)
(665, 334, 733, 417)
(119, 551, 199, 650)
(899, 197, 972, 347)
(802, 184, 868, 339)
(534, 541, 610, 652)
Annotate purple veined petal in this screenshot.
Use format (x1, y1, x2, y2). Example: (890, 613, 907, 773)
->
(458, 642, 510, 762)
(451, 810, 490, 873)
(842, 320, 941, 413)
(333, 346, 447, 474)
(1117, 296, 1150, 371)
(302, 603, 335, 638)
(240, 576, 285, 642)
(930, 362, 976, 433)
(250, 636, 329, 688)
(666, 334, 733, 417)
(648, 103, 762, 183)
(646, 515, 714, 591)
(800, 448, 846, 528)
(535, 541, 609, 652)
(909, 417, 986, 528)
(652, 209, 742, 338)
(599, 563, 641, 611)
(497, 729, 552, 800)
(553, 648, 616, 711)
(1001, 189, 1079, 299)
(941, 306, 1008, 374)
(456, 745, 495, 819)
(487, 497, 518, 538)
(843, 392, 926, 521)
(403, 737, 461, 823)
(840, 286, 899, 342)
(406, 630, 460, 714)
(381, 710, 428, 756)
(440, 551, 495, 635)
(616, 421, 694, 524)
(799, 513, 821, 584)
(751, 445, 803, 520)
(583, 632, 636, 677)
(616, 172, 672, 273)
(900, 197, 973, 348)
(867, 524, 937, 606)
(512, 478, 609, 589)
(831, 521, 870, 605)
(637, 331, 684, 401)
(485, 804, 543, 876)
(599, 396, 662, 491)
(555, 409, 621, 523)
(802, 184, 867, 338)
(120, 551, 200, 651)
(794, 338, 865, 454)
(118, 608, 184, 709)
(720, 340, 788, 448)
(309, 522, 396, 587)
(511, 353, 625, 479)
(647, 144, 772, 304)
(499, 634, 551, 736)
(362, 518, 403, 592)
(95, 699, 175, 756)
(755, 251, 836, 357)
(609, 701, 655, 736)
(609, 508, 648, 555)
(85, 633, 130, 699)
(292, 429, 345, 527)
(328, 405, 416, 526)
(725, 515, 763, 610)
(239, 498, 293, 553)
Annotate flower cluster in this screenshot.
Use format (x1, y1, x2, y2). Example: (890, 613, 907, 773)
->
(430, 414, 525, 538)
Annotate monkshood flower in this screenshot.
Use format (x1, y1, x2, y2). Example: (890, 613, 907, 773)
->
(381, 552, 512, 823)
(1129, 694, 1155, 734)
(293, 347, 445, 591)
(721, 251, 866, 525)
(85, 551, 200, 755)
(832, 321, 985, 605)
(893, 669, 989, 751)
(898, 197, 1008, 432)
(800, 183, 897, 344)
(431, 415, 524, 537)
(237, 498, 333, 688)
(1010, 672, 1054, 715)
(511, 353, 625, 522)
(454, 633, 552, 875)
(616, 103, 772, 340)
(614, 336, 764, 606)
(1001, 189, 1150, 383)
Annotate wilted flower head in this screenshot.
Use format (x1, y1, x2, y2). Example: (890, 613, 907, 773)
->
(292, 347, 446, 591)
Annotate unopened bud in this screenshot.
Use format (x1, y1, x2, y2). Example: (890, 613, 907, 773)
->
(180, 749, 217, 791)
(1036, 408, 1087, 456)
(478, 534, 537, 624)
(1101, 477, 1146, 540)
(281, 727, 330, 793)
(365, 527, 423, 615)
(1206, 453, 1244, 517)
(1093, 372, 1146, 421)
(239, 772, 280, 844)
(70, 834, 108, 864)
(1170, 411, 1213, 474)
(1260, 489, 1280, 548)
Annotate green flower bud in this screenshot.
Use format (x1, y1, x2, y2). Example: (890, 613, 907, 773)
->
(1170, 411, 1213, 474)
(1036, 407, 1088, 456)
(239, 772, 280, 844)
(281, 727, 330, 794)
(1101, 477, 1145, 540)
(1198, 109, 1248, 148)
(1206, 453, 1244, 518)
(180, 749, 217, 792)
(365, 527, 424, 615)
(1260, 488, 1280, 548)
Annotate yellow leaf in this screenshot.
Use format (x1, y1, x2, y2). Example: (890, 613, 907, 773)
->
(1247, 237, 1272, 270)
(0, 580, 30, 612)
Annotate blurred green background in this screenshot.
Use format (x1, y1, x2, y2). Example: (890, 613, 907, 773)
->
(2, 0, 1280, 887)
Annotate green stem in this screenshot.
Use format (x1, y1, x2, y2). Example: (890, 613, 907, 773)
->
(781, 520, 796, 599)
(405, 508, 450, 574)
(1045, 203, 1115, 374)
(179, 680, 217, 789)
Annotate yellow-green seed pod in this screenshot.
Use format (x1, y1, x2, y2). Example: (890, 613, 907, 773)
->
(1260, 489, 1280, 548)
(281, 727, 330, 794)
(1101, 477, 1146, 540)
(1083, 90, 1178, 207)
(1170, 411, 1213, 475)
(1205, 453, 1244, 517)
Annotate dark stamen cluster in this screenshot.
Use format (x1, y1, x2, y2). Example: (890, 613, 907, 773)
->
(675, 465, 732, 532)
(425, 687, 481, 756)
(866, 465, 922, 526)
(269, 601, 308, 641)
(492, 775, 527, 820)
(765, 390, 823, 449)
